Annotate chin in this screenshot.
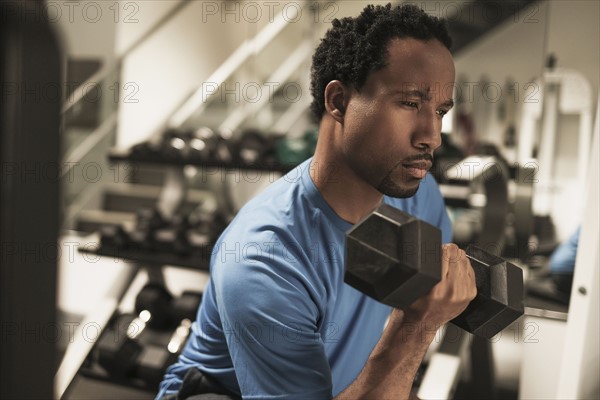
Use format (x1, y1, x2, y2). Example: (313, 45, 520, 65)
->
(378, 178, 420, 198)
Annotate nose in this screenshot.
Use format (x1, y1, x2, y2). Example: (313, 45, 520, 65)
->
(413, 108, 442, 151)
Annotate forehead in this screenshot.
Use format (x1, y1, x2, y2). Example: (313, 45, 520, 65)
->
(367, 38, 455, 96)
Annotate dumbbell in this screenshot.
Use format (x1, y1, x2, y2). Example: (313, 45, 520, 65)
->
(100, 224, 129, 251)
(237, 129, 266, 165)
(172, 290, 202, 323)
(212, 129, 237, 164)
(237, 129, 280, 166)
(186, 209, 227, 248)
(97, 284, 173, 377)
(345, 204, 524, 339)
(187, 127, 215, 162)
(165, 291, 202, 356)
(135, 322, 194, 388)
(95, 314, 143, 378)
(153, 213, 192, 256)
(130, 140, 162, 159)
(136, 344, 177, 389)
(135, 291, 202, 387)
(275, 129, 319, 166)
(152, 211, 227, 256)
(276, 136, 310, 165)
(129, 208, 167, 250)
(159, 129, 188, 161)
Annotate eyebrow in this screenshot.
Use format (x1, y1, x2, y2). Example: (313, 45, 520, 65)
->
(395, 89, 431, 101)
(393, 90, 455, 108)
(440, 99, 455, 109)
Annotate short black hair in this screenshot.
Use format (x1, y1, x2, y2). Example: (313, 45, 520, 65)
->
(309, 3, 452, 121)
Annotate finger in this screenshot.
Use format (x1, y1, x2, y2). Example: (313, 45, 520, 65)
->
(440, 244, 455, 280)
(442, 243, 461, 264)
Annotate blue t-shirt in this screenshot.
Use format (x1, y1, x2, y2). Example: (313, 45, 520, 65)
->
(157, 158, 452, 399)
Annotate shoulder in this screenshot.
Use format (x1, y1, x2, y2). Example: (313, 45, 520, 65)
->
(210, 199, 323, 323)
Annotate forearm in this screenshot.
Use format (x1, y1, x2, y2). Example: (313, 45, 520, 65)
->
(335, 310, 436, 400)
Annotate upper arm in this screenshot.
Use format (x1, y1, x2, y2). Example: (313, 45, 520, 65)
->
(211, 240, 333, 399)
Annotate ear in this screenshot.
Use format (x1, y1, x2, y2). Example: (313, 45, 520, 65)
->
(324, 80, 349, 123)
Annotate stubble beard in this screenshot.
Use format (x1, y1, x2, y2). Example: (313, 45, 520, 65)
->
(377, 165, 421, 198)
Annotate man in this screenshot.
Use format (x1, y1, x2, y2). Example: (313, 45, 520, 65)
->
(158, 4, 476, 399)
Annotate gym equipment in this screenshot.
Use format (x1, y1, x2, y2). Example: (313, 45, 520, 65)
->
(213, 135, 236, 163)
(345, 204, 524, 339)
(93, 286, 202, 389)
(275, 129, 319, 165)
(235, 129, 281, 165)
(136, 344, 177, 388)
(154, 214, 192, 256)
(161, 129, 187, 161)
(276, 136, 309, 165)
(136, 318, 194, 387)
(100, 224, 130, 251)
(172, 291, 203, 323)
(187, 127, 214, 162)
(134, 284, 174, 329)
(440, 155, 510, 252)
(167, 319, 193, 355)
(127, 126, 319, 168)
(512, 164, 535, 260)
(130, 140, 161, 159)
(129, 208, 167, 250)
(96, 207, 228, 260)
(238, 129, 265, 164)
(142, 291, 201, 385)
(96, 314, 143, 377)
(97, 284, 173, 377)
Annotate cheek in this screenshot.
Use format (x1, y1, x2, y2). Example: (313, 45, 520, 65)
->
(342, 106, 374, 151)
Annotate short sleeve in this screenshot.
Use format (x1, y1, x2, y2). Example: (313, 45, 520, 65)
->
(211, 239, 333, 399)
(419, 174, 453, 244)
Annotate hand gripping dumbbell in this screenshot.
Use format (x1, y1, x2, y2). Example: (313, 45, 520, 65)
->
(345, 204, 524, 339)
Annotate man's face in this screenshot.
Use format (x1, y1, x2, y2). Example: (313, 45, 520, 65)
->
(340, 38, 455, 198)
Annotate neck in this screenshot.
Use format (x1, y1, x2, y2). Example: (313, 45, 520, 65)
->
(310, 116, 384, 225)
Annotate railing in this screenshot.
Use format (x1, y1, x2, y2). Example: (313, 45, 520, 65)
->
(168, 0, 308, 129)
(60, 0, 325, 229)
(60, 0, 192, 230)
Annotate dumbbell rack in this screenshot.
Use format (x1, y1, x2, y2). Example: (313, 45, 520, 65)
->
(78, 234, 214, 271)
(109, 147, 294, 172)
(80, 145, 297, 267)
(74, 142, 300, 395)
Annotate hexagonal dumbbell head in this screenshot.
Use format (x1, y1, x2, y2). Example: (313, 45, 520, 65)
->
(451, 245, 524, 339)
(345, 204, 442, 309)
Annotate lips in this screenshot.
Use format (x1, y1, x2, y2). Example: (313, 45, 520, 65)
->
(401, 161, 431, 179)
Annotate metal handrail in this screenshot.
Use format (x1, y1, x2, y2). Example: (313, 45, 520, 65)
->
(218, 40, 313, 132)
(61, 0, 191, 115)
(61, 112, 118, 178)
(168, 0, 307, 128)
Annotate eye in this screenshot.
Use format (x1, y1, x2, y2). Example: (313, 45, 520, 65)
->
(401, 101, 419, 109)
(436, 109, 449, 117)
